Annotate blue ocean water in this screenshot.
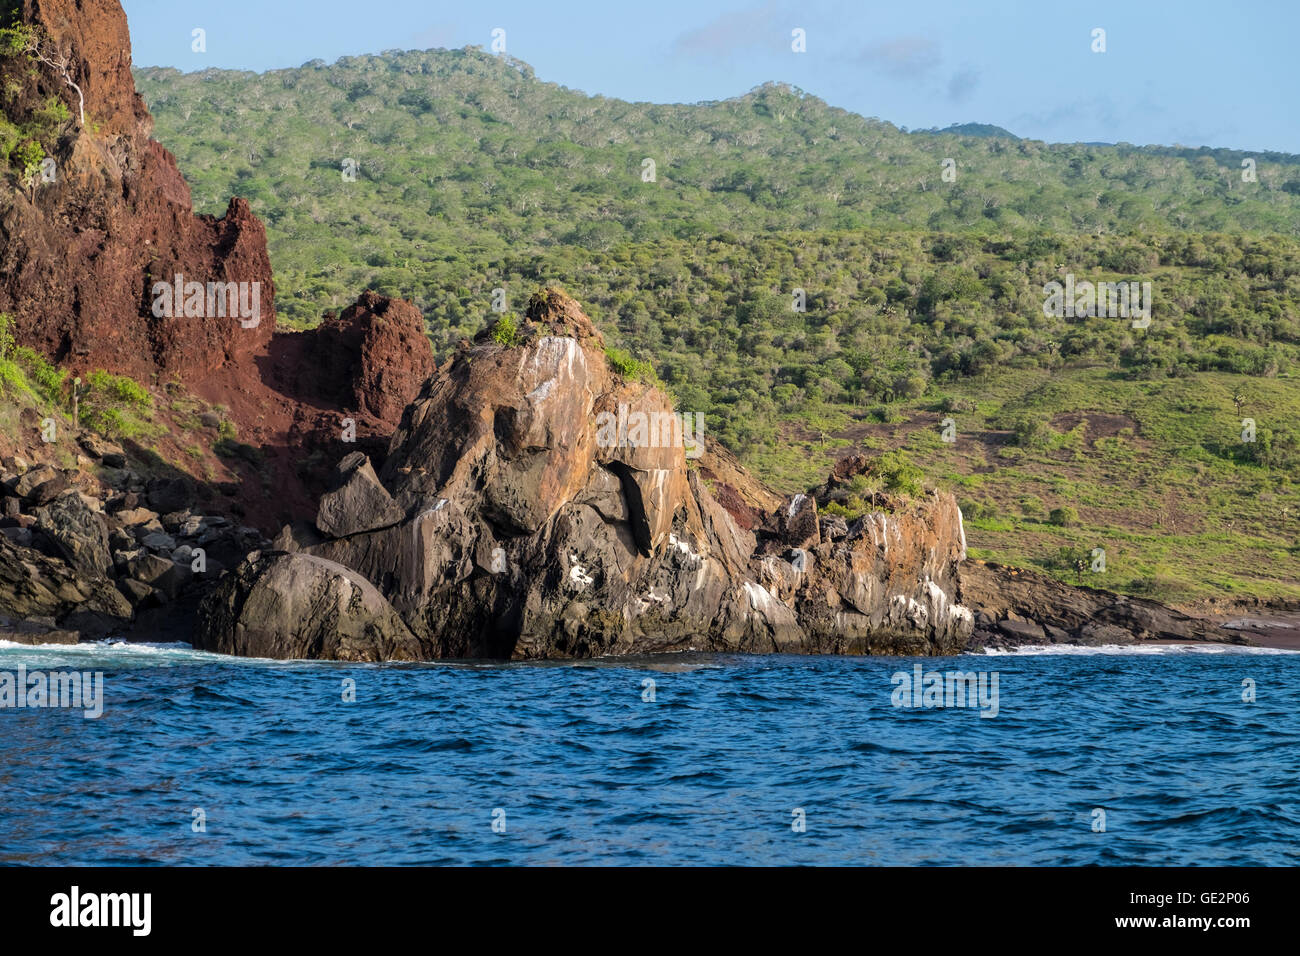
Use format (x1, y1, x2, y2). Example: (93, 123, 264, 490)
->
(1, 640, 1297, 866)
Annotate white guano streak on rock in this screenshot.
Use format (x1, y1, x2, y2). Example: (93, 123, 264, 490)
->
(743, 580, 778, 614)
(668, 534, 712, 592)
(413, 498, 448, 525)
(523, 337, 585, 407)
(568, 552, 594, 588)
(925, 578, 947, 620)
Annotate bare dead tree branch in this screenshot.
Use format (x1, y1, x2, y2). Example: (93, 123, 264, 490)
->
(21, 28, 84, 126)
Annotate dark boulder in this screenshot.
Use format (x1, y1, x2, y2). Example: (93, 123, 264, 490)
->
(195, 552, 423, 661)
(314, 452, 404, 539)
(33, 492, 112, 579)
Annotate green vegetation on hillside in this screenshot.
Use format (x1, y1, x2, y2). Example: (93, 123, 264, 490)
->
(124, 51, 1300, 602)
(136, 51, 1300, 319)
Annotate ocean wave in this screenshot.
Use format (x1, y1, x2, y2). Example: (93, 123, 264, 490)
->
(976, 642, 1300, 656)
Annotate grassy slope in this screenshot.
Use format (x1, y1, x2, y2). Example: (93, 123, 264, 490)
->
(752, 366, 1300, 604)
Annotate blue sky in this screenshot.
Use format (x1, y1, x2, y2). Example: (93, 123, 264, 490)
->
(121, 0, 1300, 153)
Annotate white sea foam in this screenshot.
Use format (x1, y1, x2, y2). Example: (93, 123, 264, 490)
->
(0, 639, 297, 669)
(976, 642, 1300, 657)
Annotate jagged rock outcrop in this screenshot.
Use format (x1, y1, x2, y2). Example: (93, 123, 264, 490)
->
(314, 451, 404, 538)
(0, 532, 132, 636)
(959, 560, 1244, 647)
(0, 0, 275, 379)
(297, 291, 437, 425)
(197, 290, 976, 660)
(0, 1, 441, 646)
(0, 449, 277, 640)
(32, 490, 111, 578)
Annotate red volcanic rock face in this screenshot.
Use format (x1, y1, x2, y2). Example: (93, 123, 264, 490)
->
(0, 0, 437, 537)
(0, 0, 275, 381)
(305, 291, 437, 426)
(21, 0, 150, 138)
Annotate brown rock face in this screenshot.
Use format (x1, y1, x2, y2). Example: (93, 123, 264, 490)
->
(197, 290, 976, 660)
(297, 291, 437, 425)
(0, 0, 435, 544)
(19, 0, 148, 138)
(0, 0, 274, 380)
(0, 532, 132, 636)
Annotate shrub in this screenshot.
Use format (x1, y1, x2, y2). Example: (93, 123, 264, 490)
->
(1011, 416, 1054, 449)
(13, 346, 65, 404)
(1048, 505, 1079, 527)
(1045, 545, 1091, 583)
(891, 372, 928, 400)
(490, 313, 519, 347)
(1019, 496, 1046, 520)
(938, 394, 977, 414)
(605, 346, 654, 381)
(81, 370, 152, 439)
(0, 359, 26, 393)
(32, 95, 70, 127)
(959, 498, 998, 521)
(875, 450, 925, 497)
(11, 139, 43, 183)
(87, 370, 151, 410)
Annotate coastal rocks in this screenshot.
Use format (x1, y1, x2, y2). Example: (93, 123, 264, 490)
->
(0, 445, 279, 641)
(145, 477, 196, 516)
(761, 491, 973, 655)
(32, 492, 112, 578)
(79, 435, 127, 469)
(314, 452, 405, 538)
(959, 560, 1243, 648)
(203, 289, 976, 660)
(757, 492, 820, 554)
(194, 552, 423, 661)
(0, 620, 82, 645)
(13, 464, 68, 506)
(0, 534, 132, 636)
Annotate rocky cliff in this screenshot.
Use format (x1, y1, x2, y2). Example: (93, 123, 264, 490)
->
(0, 0, 274, 380)
(959, 560, 1245, 648)
(0, 0, 434, 533)
(0, 0, 435, 638)
(195, 290, 976, 660)
(0, 0, 1243, 660)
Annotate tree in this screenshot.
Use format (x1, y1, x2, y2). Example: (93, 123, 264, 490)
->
(19, 27, 85, 126)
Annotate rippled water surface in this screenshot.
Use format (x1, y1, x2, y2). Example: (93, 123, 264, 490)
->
(2, 640, 1298, 865)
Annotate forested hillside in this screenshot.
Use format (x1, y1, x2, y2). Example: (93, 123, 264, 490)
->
(136, 50, 1300, 329)
(132, 50, 1300, 603)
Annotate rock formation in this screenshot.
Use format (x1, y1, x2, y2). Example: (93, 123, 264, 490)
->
(195, 552, 423, 661)
(0, 0, 275, 380)
(0, 0, 1245, 660)
(196, 290, 976, 660)
(1, 445, 272, 643)
(0, 0, 436, 533)
(0, 0, 438, 638)
(295, 291, 437, 425)
(959, 560, 1244, 648)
